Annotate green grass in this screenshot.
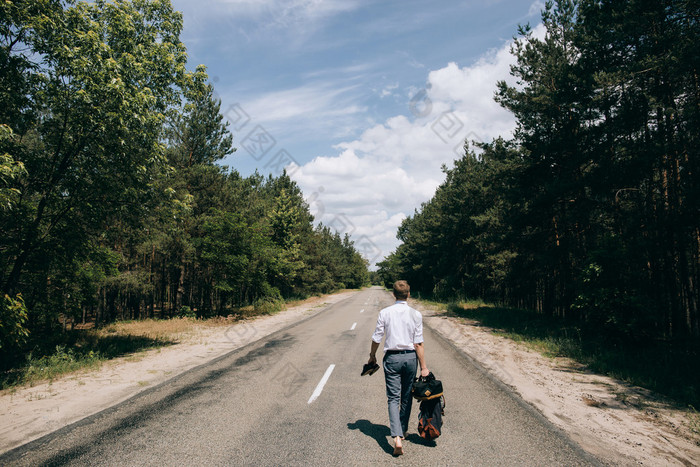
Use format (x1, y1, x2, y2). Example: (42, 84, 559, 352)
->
(0, 291, 348, 391)
(0, 327, 177, 390)
(688, 406, 700, 437)
(20, 345, 102, 384)
(441, 302, 700, 408)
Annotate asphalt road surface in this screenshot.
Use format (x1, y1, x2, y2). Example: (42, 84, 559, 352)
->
(1, 287, 598, 466)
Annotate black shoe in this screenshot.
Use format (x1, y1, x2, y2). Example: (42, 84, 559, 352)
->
(361, 363, 380, 376)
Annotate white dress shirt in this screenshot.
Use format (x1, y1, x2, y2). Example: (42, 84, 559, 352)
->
(371, 300, 424, 351)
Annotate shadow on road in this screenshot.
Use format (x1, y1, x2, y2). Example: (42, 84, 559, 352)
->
(406, 433, 437, 447)
(347, 419, 393, 455)
(347, 419, 438, 455)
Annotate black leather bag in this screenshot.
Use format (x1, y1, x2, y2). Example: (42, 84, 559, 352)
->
(412, 372, 443, 400)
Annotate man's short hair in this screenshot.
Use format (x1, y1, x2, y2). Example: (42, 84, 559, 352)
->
(393, 280, 410, 300)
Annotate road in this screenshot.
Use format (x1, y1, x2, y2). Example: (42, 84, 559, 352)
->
(1, 287, 597, 466)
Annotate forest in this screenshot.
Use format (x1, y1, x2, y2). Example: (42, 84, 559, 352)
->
(0, 0, 368, 366)
(379, 0, 699, 348)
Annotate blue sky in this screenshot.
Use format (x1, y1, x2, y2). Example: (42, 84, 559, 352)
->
(172, 0, 545, 266)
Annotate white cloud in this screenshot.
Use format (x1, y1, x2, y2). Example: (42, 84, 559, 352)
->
(528, 1, 546, 18)
(289, 36, 523, 267)
(181, 0, 362, 46)
(243, 83, 365, 123)
(302, 62, 375, 80)
(398, 51, 425, 70)
(193, 0, 360, 24)
(217, 0, 360, 18)
(379, 83, 399, 98)
(222, 78, 369, 144)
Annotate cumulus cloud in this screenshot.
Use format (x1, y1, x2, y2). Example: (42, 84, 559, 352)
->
(289, 37, 523, 267)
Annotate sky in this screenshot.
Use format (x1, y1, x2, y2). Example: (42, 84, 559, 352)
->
(171, 0, 546, 267)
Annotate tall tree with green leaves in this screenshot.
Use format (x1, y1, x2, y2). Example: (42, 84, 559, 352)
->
(0, 0, 189, 306)
(0, 0, 371, 348)
(0, 126, 26, 212)
(495, 0, 597, 317)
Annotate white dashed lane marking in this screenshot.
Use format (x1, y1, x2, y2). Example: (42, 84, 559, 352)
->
(308, 364, 335, 404)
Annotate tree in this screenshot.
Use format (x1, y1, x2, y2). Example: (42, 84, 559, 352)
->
(166, 67, 234, 168)
(0, 0, 371, 348)
(0, 0, 189, 305)
(0, 125, 26, 211)
(496, 0, 597, 316)
(384, 0, 699, 343)
(0, 293, 29, 363)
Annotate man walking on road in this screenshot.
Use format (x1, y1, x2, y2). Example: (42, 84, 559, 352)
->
(367, 280, 429, 456)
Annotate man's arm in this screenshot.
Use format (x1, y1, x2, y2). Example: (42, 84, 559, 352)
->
(414, 342, 429, 377)
(368, 340, 380, 364)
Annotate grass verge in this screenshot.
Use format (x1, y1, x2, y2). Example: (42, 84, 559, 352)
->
(0, 289, 351, 391)
(0, 316, 249, 390)
(0, 323, 185, 391)
(438, 301, 700, 408)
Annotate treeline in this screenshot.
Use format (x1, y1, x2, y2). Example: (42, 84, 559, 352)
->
(0, 0, 367, 359)
(379, 0, 699, 344)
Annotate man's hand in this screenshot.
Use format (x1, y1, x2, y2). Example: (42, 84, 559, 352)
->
(415, 342, 429, 377)
(368, 340, 380, 365)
